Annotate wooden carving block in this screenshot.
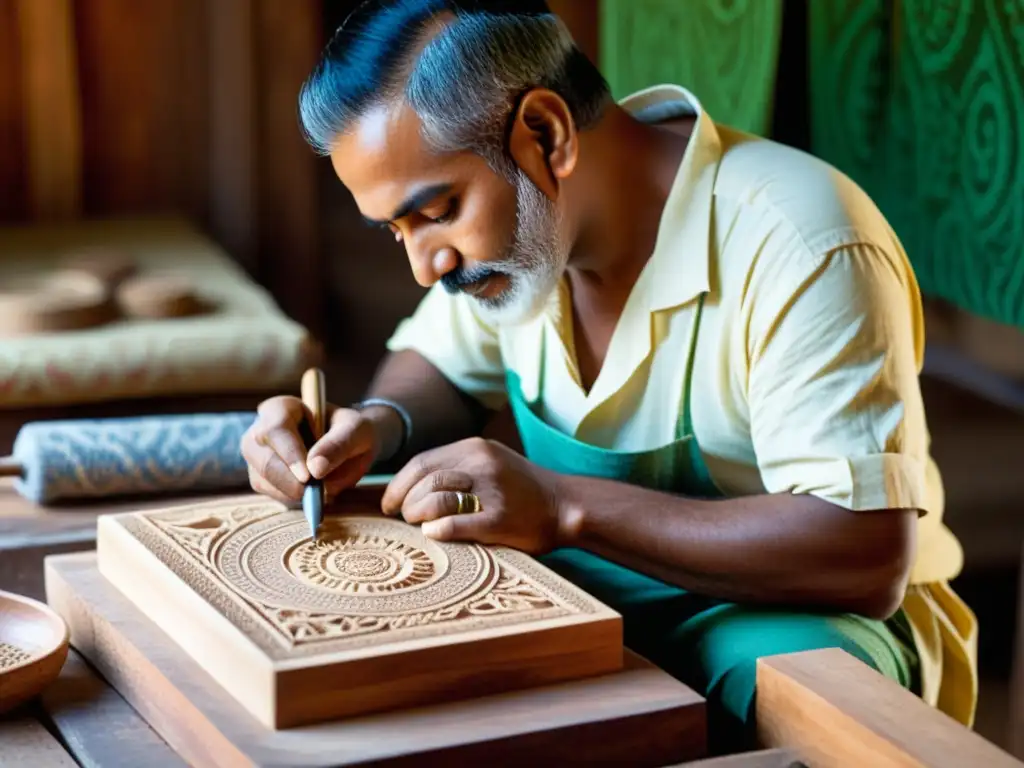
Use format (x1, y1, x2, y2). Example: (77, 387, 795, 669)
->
(756, 648, 1023, 768)
(95, 496, 623, 729)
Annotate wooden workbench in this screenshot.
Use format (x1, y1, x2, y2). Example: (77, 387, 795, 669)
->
(4, 483, 1024, 766)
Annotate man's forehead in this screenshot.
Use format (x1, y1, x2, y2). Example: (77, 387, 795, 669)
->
(330, 103, 431, 177)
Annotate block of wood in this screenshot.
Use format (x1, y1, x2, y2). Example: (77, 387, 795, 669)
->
(0, 716, 77, 767)
(45, 551, 707, 767)
(95, 496, 624, 729)
(39, 649, 186, 768)
(756, 648, 1023, 767)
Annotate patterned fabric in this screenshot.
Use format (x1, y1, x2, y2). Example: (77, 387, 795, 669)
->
(808, 1, 1024, 327)
(13, 411, 256, 504)
(599, 0, 784, 136)
(0, 217, 317, 408)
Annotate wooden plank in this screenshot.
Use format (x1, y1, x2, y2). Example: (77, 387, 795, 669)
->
(206, 0, 258, 276)
(547, 0, 599, 63)
(756, 648, 1022, 767)
(0, 716, 76, 767)
(0, 0, 27, 221)
(39, 648, 186, 768)
(254, 0, 324, 340)
(16, 0, 82, 220)
(45, 551, 707, 767)
(74, 0, 208, 219)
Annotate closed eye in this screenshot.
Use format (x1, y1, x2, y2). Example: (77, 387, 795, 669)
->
(424, 198, 458, 225)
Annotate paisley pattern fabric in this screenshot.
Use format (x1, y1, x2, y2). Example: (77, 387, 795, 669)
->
(12, 411, 256, 504)
(808, 1, 1024, 327)
(599, 0, 784, 136)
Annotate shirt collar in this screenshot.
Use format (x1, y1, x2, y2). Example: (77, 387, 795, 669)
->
(618, 84, 722, 313)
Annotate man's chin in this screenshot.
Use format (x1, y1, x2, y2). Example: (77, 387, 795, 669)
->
(473, 288, 549, 327)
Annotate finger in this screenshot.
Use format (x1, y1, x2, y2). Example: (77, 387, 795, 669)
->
(253, 396, 311, 482)
(398, 470, 475, 517)
(421, 511, 498, 544)
(261, 425, 310, 483)
(248, 466, 298, 506)
(323, 450, 376, 500)
(307, 409, 374, 480)
(242, 431, 305, 500)
(381, 443, 466, 515)
(401, 489, 463, 525)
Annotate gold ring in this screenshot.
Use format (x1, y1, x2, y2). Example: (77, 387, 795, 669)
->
(455, 491, 481, 515)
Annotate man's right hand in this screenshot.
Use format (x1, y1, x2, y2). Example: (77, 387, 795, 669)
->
(240, 396, 380, 505)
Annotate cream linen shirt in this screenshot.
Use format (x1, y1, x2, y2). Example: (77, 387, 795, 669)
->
(386, 85, 978, 726)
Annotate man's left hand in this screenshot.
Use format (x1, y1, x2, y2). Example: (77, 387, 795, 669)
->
(380, 437, 571, 554)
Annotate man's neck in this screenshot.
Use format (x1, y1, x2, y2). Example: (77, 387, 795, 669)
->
(565, 105, 693, 299)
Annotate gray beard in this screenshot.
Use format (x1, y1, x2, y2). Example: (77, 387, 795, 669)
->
(469, 167, 568, 327)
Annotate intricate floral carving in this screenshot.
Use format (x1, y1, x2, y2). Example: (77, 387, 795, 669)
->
(119, 501, 597, 659)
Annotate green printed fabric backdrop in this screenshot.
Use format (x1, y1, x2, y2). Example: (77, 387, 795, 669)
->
(600, 0, 784, 137)
(600, 0, 1024, 328)
(808, 1, 1024, 328)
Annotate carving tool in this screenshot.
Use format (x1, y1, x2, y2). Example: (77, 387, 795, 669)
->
(0, 412, 256, 505)
(299, 367, 327, 540)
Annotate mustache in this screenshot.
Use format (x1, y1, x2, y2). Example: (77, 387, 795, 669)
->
(440, 264, 507, 295)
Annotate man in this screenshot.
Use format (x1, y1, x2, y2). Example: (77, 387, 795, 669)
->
(241, 0, 977, 750)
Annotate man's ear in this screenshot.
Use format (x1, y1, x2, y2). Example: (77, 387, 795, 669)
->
(507, 88, 578, 199)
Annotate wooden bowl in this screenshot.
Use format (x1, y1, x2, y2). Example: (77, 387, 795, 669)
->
(59, 246, 138, 289)
(115, 273, 210, 319)
(0, 590, 69, 715)
(0, 270, 116, 336)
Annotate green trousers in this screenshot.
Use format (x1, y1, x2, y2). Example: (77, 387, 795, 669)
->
(540, 548, 921, 754)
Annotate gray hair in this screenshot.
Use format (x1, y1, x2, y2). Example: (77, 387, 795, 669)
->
(299, 5, 611, 175)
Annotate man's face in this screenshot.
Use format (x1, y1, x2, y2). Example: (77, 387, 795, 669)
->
(330, 103, 569, 326)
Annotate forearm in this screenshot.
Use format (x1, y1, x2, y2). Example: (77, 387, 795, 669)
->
(360, 350, 491, 465)
(558, 475, 916, 619)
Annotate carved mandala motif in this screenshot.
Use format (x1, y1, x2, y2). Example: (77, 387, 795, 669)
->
(120, 501, 589, 659)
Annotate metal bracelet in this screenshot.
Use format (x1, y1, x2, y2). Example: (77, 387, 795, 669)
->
(352, 397, 413, 457)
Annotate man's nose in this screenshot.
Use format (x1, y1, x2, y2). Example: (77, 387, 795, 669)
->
(408, 242, 458, 287)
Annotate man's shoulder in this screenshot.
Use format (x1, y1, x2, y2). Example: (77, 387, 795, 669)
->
(712, 124, 896, 255)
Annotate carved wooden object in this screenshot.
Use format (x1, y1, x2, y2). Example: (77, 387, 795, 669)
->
(46, 551, 705, 767)
(95, 496, 624, 728)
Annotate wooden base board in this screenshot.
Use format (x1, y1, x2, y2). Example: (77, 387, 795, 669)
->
(756, 649, 1022, 767)
(44, 551, 707, 767)
(39, 648, 186, 768)
(95, 496, 624, 728)
(0, 715, 76, 767)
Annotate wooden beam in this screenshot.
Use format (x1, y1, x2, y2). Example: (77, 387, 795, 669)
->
(0, 0, 27, 221)
(16, 0, 82, 220)
(757, 648, 1021, 767)
(254, 0, 325, 340)
(206, 0, 257, 276)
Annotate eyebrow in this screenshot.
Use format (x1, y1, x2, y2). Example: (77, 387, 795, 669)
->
(361, 183, 454, 227)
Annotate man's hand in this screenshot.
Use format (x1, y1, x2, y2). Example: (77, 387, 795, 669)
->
(240, 396, 381, 504)
(380, 437, 573, 554)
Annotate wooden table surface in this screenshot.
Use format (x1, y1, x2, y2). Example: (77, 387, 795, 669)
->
(0, 480, 238, 600)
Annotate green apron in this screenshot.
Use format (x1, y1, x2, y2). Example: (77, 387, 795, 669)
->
(506, 293, 920, 753)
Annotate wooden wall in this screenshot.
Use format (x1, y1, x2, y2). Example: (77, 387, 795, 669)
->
(0, 0, 599, 353)
(0, 0, 326, 340)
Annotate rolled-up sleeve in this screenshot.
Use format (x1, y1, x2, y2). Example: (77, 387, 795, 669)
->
(386, 282, 508, 410)
(746, 240, 930, 513)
